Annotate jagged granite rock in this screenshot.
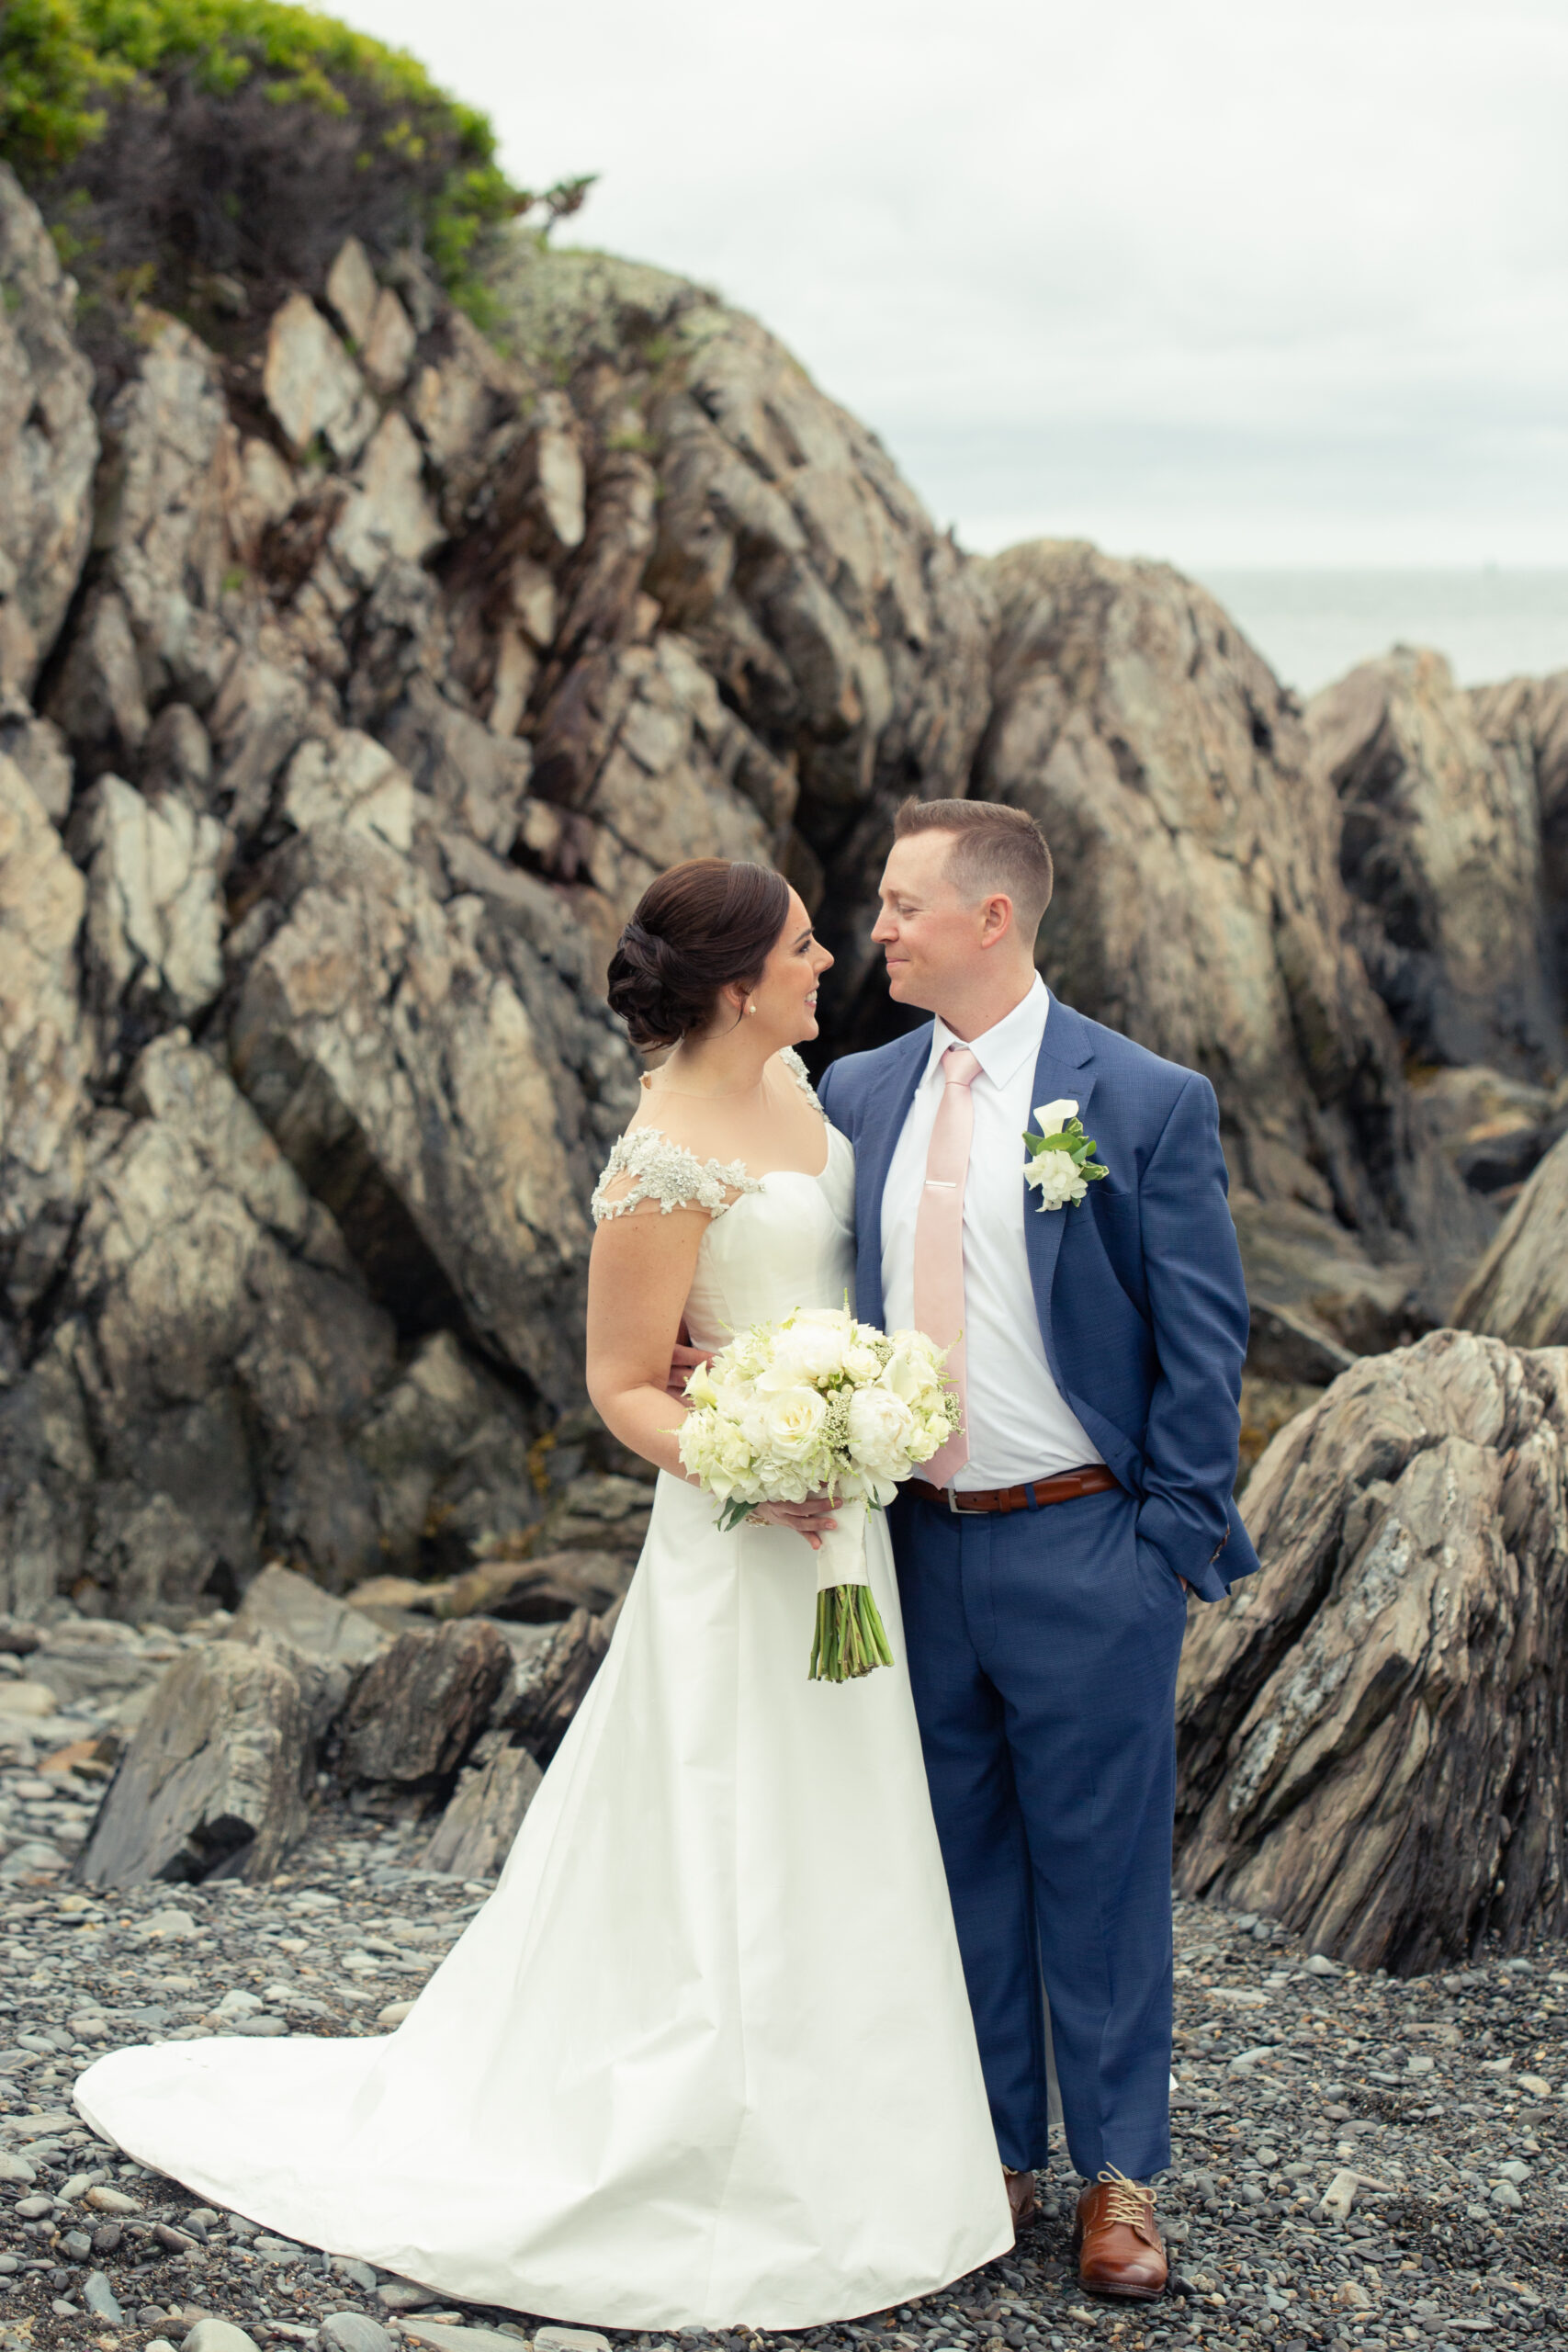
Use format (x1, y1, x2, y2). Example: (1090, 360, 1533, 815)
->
(72, 771, 225, 1051)
(975, 541, 1423, 1238)
(1453, 1130, 1568, 1349)
(1471, 669, 1568, 1014)
(230, 822, 633, 1405)
(0, 1033, 395, 1619)
(486, 243, 991, 1014)
(335, 1618, 510, 1791)
(422, 1728, 542, 1876)
(73, 1639, 312, 1886)
(230, 1562, 389, 1738)
(0, 753, 93, 1318)
(1175, 1330, 1568, 1972)
(0, 164, 97, 696)
(1309, 649, 1563, 1080)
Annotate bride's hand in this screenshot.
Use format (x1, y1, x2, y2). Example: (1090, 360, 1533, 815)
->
(749, 1496, 839, 1551)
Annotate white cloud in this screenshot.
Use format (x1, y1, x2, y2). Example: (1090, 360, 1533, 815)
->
(344, 0, 1568, 564)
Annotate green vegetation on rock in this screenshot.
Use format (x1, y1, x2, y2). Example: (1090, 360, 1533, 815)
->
(0, 0, 591, 349)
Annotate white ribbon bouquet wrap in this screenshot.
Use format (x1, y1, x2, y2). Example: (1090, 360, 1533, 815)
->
(677, 1306, 961, 1679)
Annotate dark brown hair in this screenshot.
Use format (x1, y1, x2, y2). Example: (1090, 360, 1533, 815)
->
(893, 798, 1054, 933)
(606, 860, 793, 1050)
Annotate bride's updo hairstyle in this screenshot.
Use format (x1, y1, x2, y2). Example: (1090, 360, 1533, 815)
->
(607, 859, 793, 1051)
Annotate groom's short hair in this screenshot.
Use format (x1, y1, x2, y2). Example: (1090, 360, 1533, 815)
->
(893, 798, 1054, 935)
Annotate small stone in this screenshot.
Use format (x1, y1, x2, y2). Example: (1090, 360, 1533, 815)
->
(0, 2253, 18, 2274)
(16, 2194, 53, 2218)
(321, 2315, 396, 2352)
(58, 2169, 96, 2198)
(0, 2149, 37, 2183)
(1497, 2158, 1532, 2181)
(1491, 2179, 1523, 2209)
(183, 2324, 263, 2352)
(155, 2222, 197, 2252)
(84, 2269, 126, 2321)
(0, 1678, 59, 1714)
(85, 2183, 141, 2213)
(402, 2330, 538, 2352)
(1305, 1953, 1340, 1976)
(62, 2228, 95, 2258)
(213, 1989, 265, 2019)
(376, 1999, 414, 2030)
(1517, 2073, 1553, 2096)
(534, 2331, 613, 2352)
(1318, 2169, 1359, 2222)
(330, 2256, 378, 2293)
(376, 2282, 440, 2312)
(1332, 2282, 1373, 2312)
(143, 1907, 200, 1939)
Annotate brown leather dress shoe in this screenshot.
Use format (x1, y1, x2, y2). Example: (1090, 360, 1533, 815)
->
(1004, 2166, 1038, 2230)
(1073, 2168, 1167, 2300)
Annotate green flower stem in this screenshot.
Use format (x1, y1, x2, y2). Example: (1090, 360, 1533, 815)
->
(809, 1584, 895, 1682)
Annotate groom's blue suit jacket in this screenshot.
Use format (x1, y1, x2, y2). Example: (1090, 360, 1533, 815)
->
(817, 993, 1259, 1604)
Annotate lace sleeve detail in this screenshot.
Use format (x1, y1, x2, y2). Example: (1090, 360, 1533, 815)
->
(778, 1046, 824, 1114)
(591, 1127, 764, 1224)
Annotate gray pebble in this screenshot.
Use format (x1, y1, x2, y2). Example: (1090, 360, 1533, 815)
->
(182, 2323, 263, 2352)
(319, 2315, 395, 2352)
(84, 2268, 127, 2320)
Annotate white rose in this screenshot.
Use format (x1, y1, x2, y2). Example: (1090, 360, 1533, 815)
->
(757, 1383, 829, 1462)
(1024, 1150, 1089, 1209)
(1032, 1098, 1079, 1136)
(843, 1342, 882, 1383)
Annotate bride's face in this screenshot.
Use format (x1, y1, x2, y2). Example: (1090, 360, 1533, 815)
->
(733, 888, 833, 1046)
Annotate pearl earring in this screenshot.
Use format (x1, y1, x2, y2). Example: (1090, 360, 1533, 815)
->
(746, 1001, 757, 1016)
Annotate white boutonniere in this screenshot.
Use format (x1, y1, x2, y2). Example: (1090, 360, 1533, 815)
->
(1022, 1098, 1110, 1211)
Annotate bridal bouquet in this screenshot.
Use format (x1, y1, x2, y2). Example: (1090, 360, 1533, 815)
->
(677, 1307, 960, 1681)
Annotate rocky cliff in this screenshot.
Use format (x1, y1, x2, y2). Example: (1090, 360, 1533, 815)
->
(1, 147, 1564, 1647)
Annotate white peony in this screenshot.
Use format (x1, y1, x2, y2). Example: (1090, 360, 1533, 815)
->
(1024, 1150, 1089, 1209)
(772, 1314, 848, 1384)
(846, 1385, 918, 1478)
(1032, 1098, 1079, 1136)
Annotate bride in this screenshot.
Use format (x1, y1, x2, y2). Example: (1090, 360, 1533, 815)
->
(75, 858, 1013, 2330)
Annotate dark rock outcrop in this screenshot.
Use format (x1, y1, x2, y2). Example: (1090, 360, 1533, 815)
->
(1175, 1331, 1568, 1973)
(1309, 650, 1564, 1082)
(1454, 1130, 1568, 1350)
(73, 1641, 313, 1887)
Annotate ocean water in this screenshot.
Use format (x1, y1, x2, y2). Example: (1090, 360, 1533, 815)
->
(1198, 569, 1568, 699)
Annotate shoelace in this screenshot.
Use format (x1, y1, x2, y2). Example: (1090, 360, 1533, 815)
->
(1096, 2166, 1156, 2230)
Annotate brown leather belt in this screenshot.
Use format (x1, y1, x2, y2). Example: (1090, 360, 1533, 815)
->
(909, 1464, 1120, 1515)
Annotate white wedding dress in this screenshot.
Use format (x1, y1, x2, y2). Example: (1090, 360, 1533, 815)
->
(75, 1094, 1012, 2329)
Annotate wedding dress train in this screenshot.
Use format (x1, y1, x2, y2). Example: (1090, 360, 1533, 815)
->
(75, 1116, 1012, 2328)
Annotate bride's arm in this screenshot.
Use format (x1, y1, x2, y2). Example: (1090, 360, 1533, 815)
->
(584, 1205, 839, 1545)
(586, 1207, 711, 1477)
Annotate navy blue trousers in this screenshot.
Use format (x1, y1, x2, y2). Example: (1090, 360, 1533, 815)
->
(891, 1480, 1186, 2182)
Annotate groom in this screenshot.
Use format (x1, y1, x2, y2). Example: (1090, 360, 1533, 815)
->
(816, 799, 1256, 2300)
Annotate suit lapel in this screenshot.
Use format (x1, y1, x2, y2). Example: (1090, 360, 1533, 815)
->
(1022, 994, 1097, 1387)
(854, 1025, 931, 1328)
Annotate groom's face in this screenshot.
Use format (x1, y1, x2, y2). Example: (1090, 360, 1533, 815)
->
(873, 832, 992, 1011)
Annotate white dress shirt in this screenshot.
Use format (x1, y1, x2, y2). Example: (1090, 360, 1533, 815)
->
(880, 976, 1101, 1490)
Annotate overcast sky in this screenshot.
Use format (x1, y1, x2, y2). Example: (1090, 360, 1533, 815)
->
(344, 0, 1567, 572)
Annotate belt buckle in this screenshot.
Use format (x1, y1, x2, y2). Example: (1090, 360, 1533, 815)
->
(946, 1486, 981, 1515)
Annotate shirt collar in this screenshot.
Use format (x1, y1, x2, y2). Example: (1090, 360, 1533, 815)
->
(925, 974, 1048, 1090)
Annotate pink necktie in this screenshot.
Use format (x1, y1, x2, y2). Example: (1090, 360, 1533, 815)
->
(912, 1045, 980, 1489)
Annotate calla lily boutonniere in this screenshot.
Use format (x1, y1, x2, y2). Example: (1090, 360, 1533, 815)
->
(1022, 1098, 1109, 1211)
